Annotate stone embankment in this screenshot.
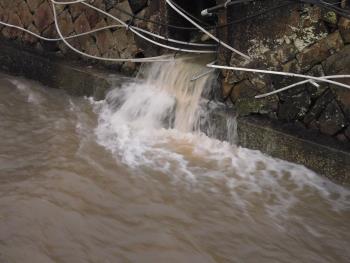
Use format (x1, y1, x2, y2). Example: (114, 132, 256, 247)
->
(220, 1, 350, 143)
(0, 0, 162, 75)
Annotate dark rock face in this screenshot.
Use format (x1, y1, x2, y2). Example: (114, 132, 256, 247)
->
(128, 0, 148, 14)
(278, 91, 311, 121)
(318, 100, 348, 135)
(345, 126, 350, 139)
(220, 2, 350, 142)
(304, 89, 335, 124)
(104, 0, 118, 10)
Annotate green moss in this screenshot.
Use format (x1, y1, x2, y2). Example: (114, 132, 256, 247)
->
(323, 11, 337, 25)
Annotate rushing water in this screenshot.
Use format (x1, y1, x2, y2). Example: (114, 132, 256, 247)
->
(0, 57, 349, 263)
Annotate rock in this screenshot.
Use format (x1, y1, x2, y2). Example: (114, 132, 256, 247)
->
(42, 23, 58, 39)
(278, 91, 311, 121)
(334, 84, 350, 120)
(85, 7, 100, 29)
(282, 59, 301, 73)
(318, 100, 347, 135)
(235, 96, 278, 116)
(128, 0, 148, 14)
(336, 133, 348, 142)
(74, 13, 91, 34)
(57, 10, 74, 37)
(33, 1, 54, 33)
(23, 23, 39, 44)
(305, 64, 328, 99)
(112, 29, 129, 52)
(17, 1, 33, 28)
(94, 20, 114, 55)
(121, 61, 137, 75)
(271, 75, 306, 101)
(107, 2, 133, 24)
(323, 31, 344, 52)
(322, 45, 350, 75)
(275, 43, 298, 64)
(338, 17, 350, 43)
(222, 82, 233, 98)
(26, 0, 44, 13)
(296, 32, 344, 71)
(104, 0, 117, 10)
(232, 80, 278, 116)
(81, 37, 100, 57)
(345, 126, 350, 139)
(304, 89, 335, 124)
(2, 13, 23, 39)
(0, 5, 8, 28)
(69, 4, 89, 20)
(322, 11, 337, 25)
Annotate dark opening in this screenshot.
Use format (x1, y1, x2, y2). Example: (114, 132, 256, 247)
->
(167, 0, 217, 41)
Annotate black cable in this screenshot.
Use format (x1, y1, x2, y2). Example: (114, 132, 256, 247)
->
(111, 0, 350, 32)
(113, 1, 296, 31)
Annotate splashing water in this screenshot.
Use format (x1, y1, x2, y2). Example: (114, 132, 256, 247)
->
(93, 56, 350, 213)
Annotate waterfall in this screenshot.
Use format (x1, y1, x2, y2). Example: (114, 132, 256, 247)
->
(93, 55, 236, 167)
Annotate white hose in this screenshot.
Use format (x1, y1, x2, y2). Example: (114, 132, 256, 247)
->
(131, 26, 215, 47)
(165, 0, 250, 60)
(208, 64, 350, 91)
(0, 20, 124, 41)
(80, 1, 215, 54)
(256, 75, 350, 98)
(0, 19, 215, 49)
(52, 0, 216, 48)
(51, 2, 173, 62)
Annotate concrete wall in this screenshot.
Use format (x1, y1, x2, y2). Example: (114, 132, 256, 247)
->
(219, 1, 350, 143)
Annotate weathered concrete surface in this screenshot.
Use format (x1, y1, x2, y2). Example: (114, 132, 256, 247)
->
(0, 40, 130, 100)
(237, 116, 350, 185)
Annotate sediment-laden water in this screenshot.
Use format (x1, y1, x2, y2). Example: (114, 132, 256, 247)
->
(0, 58, 349, 263)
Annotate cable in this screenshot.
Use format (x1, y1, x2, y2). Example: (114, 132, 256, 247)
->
(80, 1, 216, 54)
(51, 2, 174, 62)
(208, 64, 350, 91)
(202, 0, 255, 16)
(0, 19, 215, 49)
(52, 0, 216, 49)
(53, 0, 298, 31)
(0, 20, 125, 41)
(255, 75, 350, 98)
(165, 0, 250, 60)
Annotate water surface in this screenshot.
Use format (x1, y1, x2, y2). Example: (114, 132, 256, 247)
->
(0, 71, 349, 263)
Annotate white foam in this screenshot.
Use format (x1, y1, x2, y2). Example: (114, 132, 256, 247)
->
(8, 78, 44, 105)
(92, 59, 350, 214)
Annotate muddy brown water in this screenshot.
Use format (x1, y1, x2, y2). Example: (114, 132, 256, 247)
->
(0, 71, 349, 263)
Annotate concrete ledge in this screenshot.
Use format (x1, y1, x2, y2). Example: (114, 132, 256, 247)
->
(0, 41, 130, 100)
(238, 116, 350, 185)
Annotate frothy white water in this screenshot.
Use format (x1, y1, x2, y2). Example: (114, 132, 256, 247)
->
(93, 57, 350, 213)
(7, 78, 45, 105)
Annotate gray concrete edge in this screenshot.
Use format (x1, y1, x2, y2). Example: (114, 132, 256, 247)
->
(0, 41, 131, 100)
